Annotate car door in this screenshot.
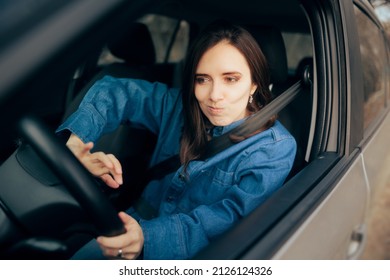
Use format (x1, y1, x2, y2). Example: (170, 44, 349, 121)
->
(248, 0, 369, 259)
(259, 0, 390, 260)
(354, 0, 390, 259)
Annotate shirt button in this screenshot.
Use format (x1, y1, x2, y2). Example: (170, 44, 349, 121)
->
(178, 173, 185, 181)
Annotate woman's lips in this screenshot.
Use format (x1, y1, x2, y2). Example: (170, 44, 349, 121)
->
(208, 106, 224, 115)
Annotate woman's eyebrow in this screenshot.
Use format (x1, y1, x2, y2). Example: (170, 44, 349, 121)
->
(222, 71, 242, 75)
(195, 72, 242, 76)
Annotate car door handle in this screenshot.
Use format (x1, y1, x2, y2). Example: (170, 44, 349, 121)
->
(347, 224, 366, 259)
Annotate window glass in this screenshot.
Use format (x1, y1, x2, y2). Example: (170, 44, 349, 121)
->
(370, 0, 390, 38)
(139, 15, 189, 63)
(98, 14, 189, 65)
(386, 42, 390, 105)
(370, 0, 390, 104)
(282, 32, 313, 74)
(354, 5, 387, 130)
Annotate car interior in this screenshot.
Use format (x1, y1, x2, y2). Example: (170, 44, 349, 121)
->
(0, 0, 318, 259)
(60, 14, 314, 208)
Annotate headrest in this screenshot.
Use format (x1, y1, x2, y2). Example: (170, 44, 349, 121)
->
(245, 26, 288, 84)
(107, 22, 156, 65)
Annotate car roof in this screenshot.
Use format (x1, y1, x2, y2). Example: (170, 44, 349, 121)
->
(151, 0, 308, 32)
(0, 0, 309, 110)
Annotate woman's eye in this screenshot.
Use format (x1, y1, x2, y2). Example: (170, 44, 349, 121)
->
(195, 76, 209, 84)
(225, 76, 239, 83)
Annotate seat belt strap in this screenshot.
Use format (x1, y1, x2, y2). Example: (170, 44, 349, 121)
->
(144, 154, 181, 183)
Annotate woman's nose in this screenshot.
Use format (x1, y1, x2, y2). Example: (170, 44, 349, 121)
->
(209, 82, 224, 102)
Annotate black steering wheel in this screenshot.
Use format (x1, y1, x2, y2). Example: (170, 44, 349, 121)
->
(18, 115, 126, 237)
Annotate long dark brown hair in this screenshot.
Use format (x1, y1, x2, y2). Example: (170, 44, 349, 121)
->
(180, 21, 276, 166)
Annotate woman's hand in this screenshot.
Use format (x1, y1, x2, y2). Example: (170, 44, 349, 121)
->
(97, 212, 144, 260)
(66, 133, 123, 188)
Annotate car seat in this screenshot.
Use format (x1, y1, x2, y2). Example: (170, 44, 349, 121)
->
(62, 22, 169, 209)
(245, 25, 289, 94)
(246, 26, 313, 178)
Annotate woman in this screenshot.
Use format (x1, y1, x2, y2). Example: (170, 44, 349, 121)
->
(57, 21, 296, 260)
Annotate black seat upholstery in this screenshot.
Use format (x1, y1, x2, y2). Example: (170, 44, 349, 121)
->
(282, 57, 313, 176)
(101, 22, 176, 86)
(247, 26, 313, 178)
(63, 22, 158, 116)
(245, 25, 289, 95)
(62, 22, 166, 209)
(108, 22, 156, 66)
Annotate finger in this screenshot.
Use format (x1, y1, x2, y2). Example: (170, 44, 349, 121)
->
(100, 246, 139, 260)
(107, 154, 123, 176)
(97, 232, 129, 250)
(118, 212, 144, 254)
(100, 246, 121, 257)
(81, 160, 111, 177)
(99, 242, 140, 259)
(94, 166, 122, 188)
(110, 172, 123, 186)
(118, 211, 133, 227)
(98, 213, 143, 259)
(106, 154, 123, 185)
(97, 213, 134, 248)
(100, 174, 120, 189)
(120, 252, 139, 260)
(90, 152, 114, 170)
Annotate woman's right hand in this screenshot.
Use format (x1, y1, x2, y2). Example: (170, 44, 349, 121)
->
(66, 133, 123, 188)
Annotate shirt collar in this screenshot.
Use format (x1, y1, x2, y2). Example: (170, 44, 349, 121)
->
(211, 118, 247, 138)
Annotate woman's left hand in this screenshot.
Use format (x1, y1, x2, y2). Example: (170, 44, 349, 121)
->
(97, 212, 144, 260)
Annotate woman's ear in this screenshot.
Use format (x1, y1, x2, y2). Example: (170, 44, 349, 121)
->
(250, 83, 258, 95)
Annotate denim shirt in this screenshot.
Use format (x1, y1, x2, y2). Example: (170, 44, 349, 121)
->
(57, 75, 297, 260)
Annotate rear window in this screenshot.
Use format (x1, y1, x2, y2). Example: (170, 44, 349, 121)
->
(98, 14, 190, 66)
(370, 0, 390, 38)
(282, 32, 313, 75)
(139, 15, 190, 63)
(370, 0, 390, 104)
(354, 5, 387, 130)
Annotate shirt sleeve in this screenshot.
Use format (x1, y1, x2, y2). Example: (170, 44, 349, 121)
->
(139, 136, 296, 260)
(56, 75, 181, 143)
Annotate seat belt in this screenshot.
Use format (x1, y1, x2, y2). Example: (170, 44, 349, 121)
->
(144, 154, 181, 183)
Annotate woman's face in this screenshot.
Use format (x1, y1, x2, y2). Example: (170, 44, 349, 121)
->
(194, 41, 257, 127)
